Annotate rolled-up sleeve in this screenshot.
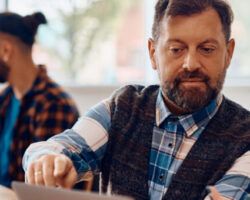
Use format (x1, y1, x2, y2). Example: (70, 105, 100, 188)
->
(23, 99, 111, 181)
(204, 151, 250, 200)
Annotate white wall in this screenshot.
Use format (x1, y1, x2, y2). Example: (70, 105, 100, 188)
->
(64, 86, 118, 114)
(65, 86, 250, 115)
(223, 86, 250, 110)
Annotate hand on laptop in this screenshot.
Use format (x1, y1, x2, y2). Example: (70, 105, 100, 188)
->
(26, 154, 77, 189)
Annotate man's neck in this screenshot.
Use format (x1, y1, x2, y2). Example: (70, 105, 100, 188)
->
(9, 62, 38, 100)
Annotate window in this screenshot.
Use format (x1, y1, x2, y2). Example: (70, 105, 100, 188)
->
(7, 0, 147, 85)
(226, 0, 250, 85)
(3, 0, 250, 86)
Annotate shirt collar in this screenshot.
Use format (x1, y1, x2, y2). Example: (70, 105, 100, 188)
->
(0, 65, 48, 101)
(156, 90, 172, 126)
(24, 65, 49, 98)
(156, 89, 223, 137)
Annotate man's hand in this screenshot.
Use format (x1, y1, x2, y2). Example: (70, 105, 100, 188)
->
(26, 154, 77, 189)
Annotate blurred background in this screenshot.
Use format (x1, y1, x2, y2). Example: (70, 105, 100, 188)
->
(0, 0, 249, 113)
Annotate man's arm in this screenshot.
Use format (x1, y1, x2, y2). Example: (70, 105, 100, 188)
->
(23, 100, 111, 188)
(204, 151, 250, 200)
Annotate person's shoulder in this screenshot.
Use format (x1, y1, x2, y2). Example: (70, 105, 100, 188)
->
(108, 85, 160, 113)
(35, 66, 73, 102)
(31, 79, 79, 115)
(111, 84, 160, 99)
(223, 97, 250, 138)
(38, 77, 76, 105)
(224, 97, 250, 117)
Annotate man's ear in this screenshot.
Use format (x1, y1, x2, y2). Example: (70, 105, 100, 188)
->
(148, 38, 157, 70)
(225, 38, 235, 69)
(0, 40, 12, 63)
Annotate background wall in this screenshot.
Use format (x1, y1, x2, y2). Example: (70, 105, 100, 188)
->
(65, 86, 250, 114)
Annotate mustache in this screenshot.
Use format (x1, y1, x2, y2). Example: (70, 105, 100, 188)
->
(175, 70, 210, 84)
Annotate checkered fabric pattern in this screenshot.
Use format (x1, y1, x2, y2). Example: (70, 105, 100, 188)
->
(23, 88, 250, 199)
(0, 66, 79, 185)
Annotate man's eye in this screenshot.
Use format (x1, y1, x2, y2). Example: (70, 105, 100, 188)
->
(200, 47, 215, 55)
(169, 48, 184, 55)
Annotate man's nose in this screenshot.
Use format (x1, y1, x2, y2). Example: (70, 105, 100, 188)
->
(182, 51, 202, 71)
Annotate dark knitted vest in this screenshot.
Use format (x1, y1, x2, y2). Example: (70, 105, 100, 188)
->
(101, 85, 250, 200)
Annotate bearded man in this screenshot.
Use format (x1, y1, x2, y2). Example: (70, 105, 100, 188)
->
(23, 0, 250, 199)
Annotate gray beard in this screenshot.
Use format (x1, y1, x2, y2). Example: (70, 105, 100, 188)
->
(162, 71, 226, 113)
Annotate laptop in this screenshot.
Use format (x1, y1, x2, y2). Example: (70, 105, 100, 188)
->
(12, 181, 134, 200)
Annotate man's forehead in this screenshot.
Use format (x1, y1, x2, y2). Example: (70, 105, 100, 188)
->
(0, 32, 11, 40)
(0, 32, 19, 44)
(158, 8, 225, 41)
(163, 7, 220, 23)
(165, 38, 220, 45)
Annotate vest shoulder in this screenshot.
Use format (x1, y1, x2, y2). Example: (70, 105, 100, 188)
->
(109, 85, 159, 117)
(217, 98, 250, 138)
(224, 98, 250, 118)
(110, 85, 160, 101)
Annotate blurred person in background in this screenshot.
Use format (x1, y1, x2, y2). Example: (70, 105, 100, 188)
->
(0, 11, 79, 187)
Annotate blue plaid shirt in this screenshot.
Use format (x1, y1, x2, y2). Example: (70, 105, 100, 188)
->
(23, 90, 250, 199)
(148, 91, 221, 199)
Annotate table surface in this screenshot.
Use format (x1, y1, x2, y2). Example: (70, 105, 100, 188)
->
(0, 185, 17, 200)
